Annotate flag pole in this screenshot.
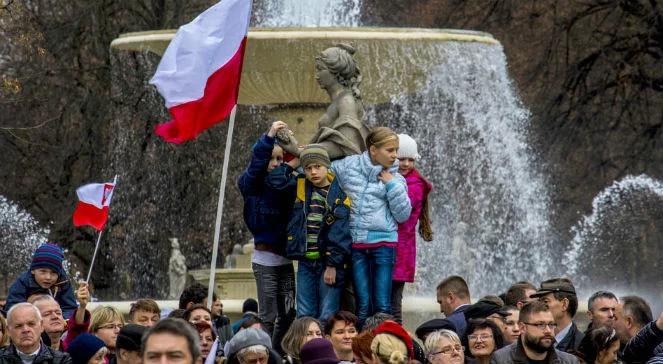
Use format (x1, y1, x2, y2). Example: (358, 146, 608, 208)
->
(207, 105, 237, 308)
(86, 231, 103, 283)
(85, 175, 118, 284)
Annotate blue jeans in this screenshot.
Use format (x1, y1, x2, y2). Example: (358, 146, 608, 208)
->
(352, 246, 395, 326)
(296, 259, 343, 324)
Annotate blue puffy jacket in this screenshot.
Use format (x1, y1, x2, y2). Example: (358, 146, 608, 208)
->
(284, 173, 352, 268)
(331, 152, 411, 244)
(4, 270, 78, 319)
(237, 134, 294, 254)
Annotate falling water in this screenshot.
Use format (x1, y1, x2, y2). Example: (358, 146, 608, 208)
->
(366, 41, 556, 296)
(563, 174, 663, 307)
(253, 0, 362, 27)
(0, 195, 50, 289)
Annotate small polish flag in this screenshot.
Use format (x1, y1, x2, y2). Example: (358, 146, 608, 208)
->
(149, 0, 252, 144)
(73, 177, 117, 231)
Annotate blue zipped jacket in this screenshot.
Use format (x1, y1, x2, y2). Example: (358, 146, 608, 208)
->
(237, 134, 293, 254)
(4, 270, 77, 319)
(285, 173, 352, 267)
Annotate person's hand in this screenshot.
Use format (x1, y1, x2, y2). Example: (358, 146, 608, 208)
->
(287, 157, 300, 169)
(656, 311, 663, 331)
(324, 266, 336, 285)
(267, 121, 288, 138)
(378, 169, 394, 183)
(76, 281, 90, 307)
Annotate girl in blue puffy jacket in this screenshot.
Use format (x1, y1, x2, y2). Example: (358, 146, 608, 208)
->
(330, 126, 412, 327)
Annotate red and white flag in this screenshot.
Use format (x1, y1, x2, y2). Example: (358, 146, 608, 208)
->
(72, 177, 116, 231)
(149, 0, 252, 144)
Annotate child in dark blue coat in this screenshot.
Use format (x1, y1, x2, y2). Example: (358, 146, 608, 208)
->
(269, 145, 352, 324)
(4, 243, 77, 319)
(237, 121, 297, 352)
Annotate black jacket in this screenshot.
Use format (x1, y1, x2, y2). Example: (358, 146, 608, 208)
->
(556, 321, 584, 353)
(0, 344, 72, 364)
(622, 321, 663, 364)
(490, 340, 579, 364)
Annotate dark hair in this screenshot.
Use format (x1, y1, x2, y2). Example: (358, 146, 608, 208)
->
(324, 311, 358, 336)
(183, 304, 212, 322)
(576, 326, 619, 364)
(504, 282, 536, 306)
(191, 321, 216, 341)
(240, 313, 263, 330)
(588, 291, 618, 311)
(179, 283, 208, 310)
(621, 296, 653, 327)
(130, 299, 161, 318)
(363, 312, 395, 332)
(519, 301, 550, 323)
(462, 319, 504, 358)
(142, 318, 200, 360)
(242, 298, 258, 314)
(552, 291, 579, 318)
(168, 309, 187, 319)
(436, 276, 470, 299)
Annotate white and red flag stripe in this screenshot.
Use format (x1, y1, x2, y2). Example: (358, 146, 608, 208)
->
(149, 0, 252, 144)
(72, 177, 116, 231)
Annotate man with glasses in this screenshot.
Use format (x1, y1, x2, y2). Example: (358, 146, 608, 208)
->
(530, 278, 584, 352)
(490, 301, 579, 364)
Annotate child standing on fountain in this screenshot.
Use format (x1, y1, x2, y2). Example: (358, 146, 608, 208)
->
(273, 145, 352, 324)
(238, 120, 298, 354)
(331, 127, 411, 328)
(3, 242, 77, 319)
(391, 134, 433, 324)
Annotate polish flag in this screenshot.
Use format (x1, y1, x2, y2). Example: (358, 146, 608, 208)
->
(73, 177, 116, 231)
(149, 0, 252, 144)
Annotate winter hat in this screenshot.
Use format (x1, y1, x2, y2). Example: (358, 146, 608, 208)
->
(463, 299, 511, 321)
(372, 320, 414, 359)
(30, 243, 65, 275)
(67, 333, 106, 364)
(300, 338, 339, 364)
(226, 328, 272, 357)
(242, 298, 258, 314)
(414, 318, 457, 341)
(396, 134, 420, 160)
(300, 144, 331, 169)
(116, 324, 147, 352)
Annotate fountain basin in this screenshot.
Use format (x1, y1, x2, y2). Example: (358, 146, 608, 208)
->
(110, 27, 497, 105)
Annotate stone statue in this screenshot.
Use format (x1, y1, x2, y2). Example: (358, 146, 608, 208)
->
(277, 43, 369, 160)
(168, 238, 187, 299)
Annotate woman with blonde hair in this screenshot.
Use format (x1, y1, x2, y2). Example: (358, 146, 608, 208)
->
(281, 317, 324, 364)
(370, 321, 414, 364)
(332, 127, 412, 327)
(0, 314, 9, 348)
(424, 330, 464, 364)
(89, 306, 125, 361)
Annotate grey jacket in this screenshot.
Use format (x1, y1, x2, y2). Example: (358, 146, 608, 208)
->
(490, 341, 579, 364)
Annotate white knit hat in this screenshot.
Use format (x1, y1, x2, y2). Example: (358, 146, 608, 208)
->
(397, 134, 420, 160)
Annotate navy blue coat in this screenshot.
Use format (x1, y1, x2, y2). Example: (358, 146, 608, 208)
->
(237, 134, 293, 254)
(281, 173, 352, 268)
(4, 270, 77, 319)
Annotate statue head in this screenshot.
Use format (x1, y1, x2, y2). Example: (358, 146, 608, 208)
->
(169, 238, 180, 249)
(316, 43, 362, 99)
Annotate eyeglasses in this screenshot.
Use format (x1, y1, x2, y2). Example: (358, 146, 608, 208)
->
(98, 323, 123, 330)
(429, 345, 463, 357)
(522, 322, 557, 330)
(467, 334, 493, 341)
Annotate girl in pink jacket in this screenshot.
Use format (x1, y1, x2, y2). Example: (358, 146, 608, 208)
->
(391, 134, 433, 323)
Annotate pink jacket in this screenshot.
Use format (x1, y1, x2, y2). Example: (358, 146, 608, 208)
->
(393, 168, 432, 282)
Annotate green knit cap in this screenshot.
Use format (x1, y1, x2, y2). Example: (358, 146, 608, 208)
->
(300, 144, 331, 169)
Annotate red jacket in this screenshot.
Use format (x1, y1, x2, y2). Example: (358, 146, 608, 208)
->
(393, 168, 432, 282)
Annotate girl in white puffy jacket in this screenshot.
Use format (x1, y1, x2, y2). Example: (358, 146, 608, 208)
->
(331, 126, 412, 327)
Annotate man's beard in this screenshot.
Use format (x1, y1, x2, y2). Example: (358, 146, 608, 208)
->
(523, 332, 555, 353)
